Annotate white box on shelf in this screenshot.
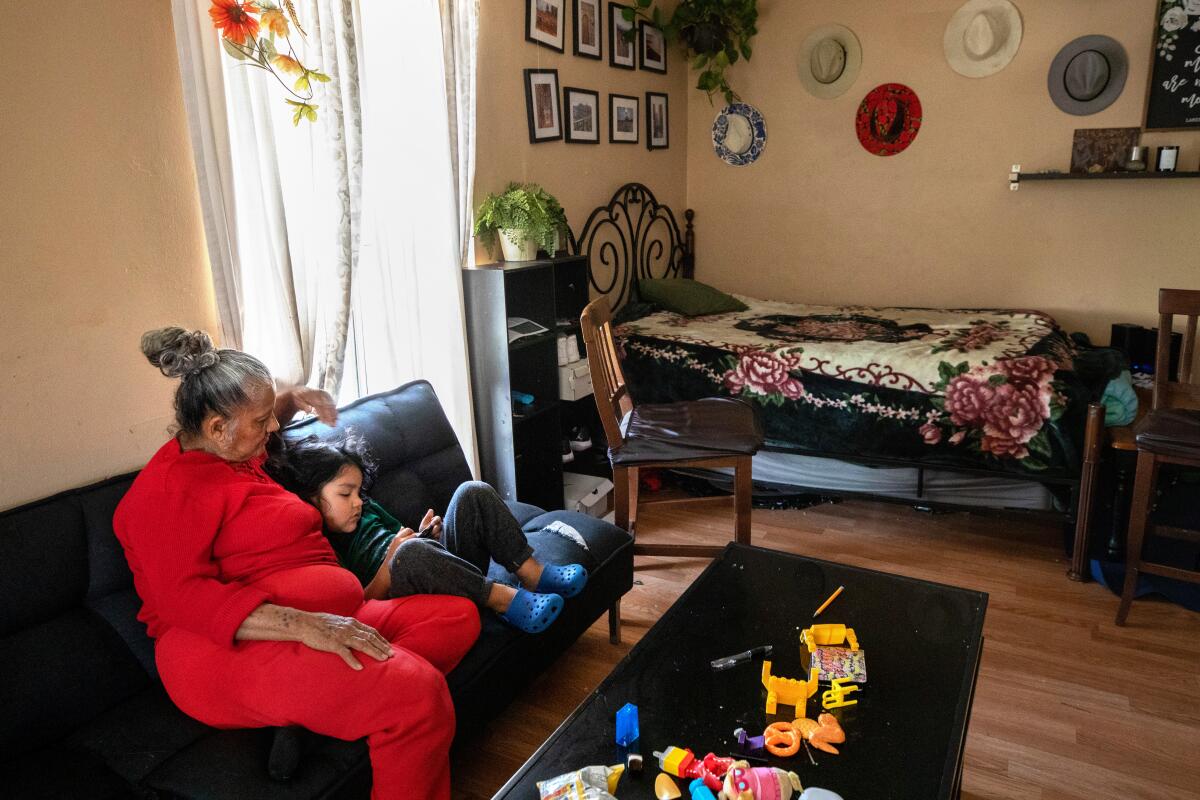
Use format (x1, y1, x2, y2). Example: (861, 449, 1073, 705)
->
(563, 472, 614, 519)
(558, 358, 593, 401)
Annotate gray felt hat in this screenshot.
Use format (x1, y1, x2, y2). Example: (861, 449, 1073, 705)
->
(1047, 35, 1128, 116)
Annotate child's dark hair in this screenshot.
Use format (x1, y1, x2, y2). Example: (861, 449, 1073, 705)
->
(265, 432, 378, 500)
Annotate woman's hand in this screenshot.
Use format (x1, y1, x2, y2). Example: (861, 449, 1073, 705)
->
(235, 604, 392, 670)
(275, 385, 338, 425)
(295, 611, 393, 670)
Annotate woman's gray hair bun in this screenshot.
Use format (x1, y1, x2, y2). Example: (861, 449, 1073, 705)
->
(140, 327, 273, 436)
(141, 327, 220, 379)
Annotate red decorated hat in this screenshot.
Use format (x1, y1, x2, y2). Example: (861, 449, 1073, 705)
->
(856, 83, 922, 156)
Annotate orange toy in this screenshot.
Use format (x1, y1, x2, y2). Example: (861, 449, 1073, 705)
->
(796, 713, 846, 755)
(763, 722, 801, 757)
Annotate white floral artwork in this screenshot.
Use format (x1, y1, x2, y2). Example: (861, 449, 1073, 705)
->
(1162, 6, 1188, 30)
(1183, 0, 1200, 13)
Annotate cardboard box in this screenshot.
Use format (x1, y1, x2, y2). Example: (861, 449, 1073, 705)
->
(558, 358, 593, 401)
(563, 472, 613, 519)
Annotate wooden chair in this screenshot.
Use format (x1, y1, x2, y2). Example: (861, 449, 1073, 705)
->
(580, 298, 764, 558)
(1115, 288, 1200, 625)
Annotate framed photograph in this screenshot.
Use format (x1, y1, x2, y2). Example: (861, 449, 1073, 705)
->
(609, 93, 639, 144)
(639, 22, 667, 73)
(609, 4, 635, 70)
(524, 69, 563, 143)
(1069, 127, 1140, 174)
(564, 87, 601, 144)
(573, 0, 601, 60)
(526, 0, 565, 53)
(646, 91, 668, 150)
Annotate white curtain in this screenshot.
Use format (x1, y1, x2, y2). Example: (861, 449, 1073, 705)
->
(171, 0, 360, 396)
(173, 0, 479, 464)
(345, 0, 478, 465)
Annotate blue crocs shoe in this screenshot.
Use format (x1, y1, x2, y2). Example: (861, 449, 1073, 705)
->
(500, 588, 564, 634)
(535, 563, 588, 599)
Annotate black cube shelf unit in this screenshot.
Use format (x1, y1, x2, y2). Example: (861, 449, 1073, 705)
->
(462, 255, 589, 511)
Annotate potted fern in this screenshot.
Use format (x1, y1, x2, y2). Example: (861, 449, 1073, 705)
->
(474, 183, 568, 261)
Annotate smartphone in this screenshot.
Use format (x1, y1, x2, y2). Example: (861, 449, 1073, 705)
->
(416, 523, 438, 539)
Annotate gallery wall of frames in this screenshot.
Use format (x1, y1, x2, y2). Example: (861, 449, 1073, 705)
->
(524, 0, 670, 149)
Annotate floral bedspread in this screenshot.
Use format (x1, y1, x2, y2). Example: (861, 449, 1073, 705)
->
(614, 297, 1087, 476)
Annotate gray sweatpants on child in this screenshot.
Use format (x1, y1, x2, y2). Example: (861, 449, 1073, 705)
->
(387, 481, 535, 606)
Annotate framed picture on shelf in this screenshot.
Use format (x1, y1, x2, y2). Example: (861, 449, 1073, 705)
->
(1069, 127, 1140, 174)
(646, 92, 668, 149)
(609, 3, 636, 70)
(573, 0, 601, 59)
(639, 22, 667, 73)
(524, 69, 563, 143)
(526, 0, 565, 53)
(610, 93, 639, 143)
(564, 87, 601, 143)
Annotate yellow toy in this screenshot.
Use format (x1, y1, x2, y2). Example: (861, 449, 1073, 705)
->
(821, 678, 860, 710)
(760, 660, 819, 716)
(799, 624, 859, 653)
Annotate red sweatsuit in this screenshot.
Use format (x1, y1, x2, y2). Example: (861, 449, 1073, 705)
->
(113, 439, 480, 800)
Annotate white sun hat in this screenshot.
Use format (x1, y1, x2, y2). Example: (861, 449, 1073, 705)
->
(797, 24, 863, 99)
(944, 0, 1023, 78)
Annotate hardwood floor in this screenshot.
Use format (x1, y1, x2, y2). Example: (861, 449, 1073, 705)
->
(451, 499, 1200, 800)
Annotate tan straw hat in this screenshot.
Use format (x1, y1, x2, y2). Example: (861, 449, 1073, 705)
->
(798, 24, 863, 99)
(944, 0, 1023, 78)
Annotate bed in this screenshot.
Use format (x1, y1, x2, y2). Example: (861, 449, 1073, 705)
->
(572, 184, 1091, 512)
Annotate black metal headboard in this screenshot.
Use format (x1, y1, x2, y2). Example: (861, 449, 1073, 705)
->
(570, 183, 694, 309)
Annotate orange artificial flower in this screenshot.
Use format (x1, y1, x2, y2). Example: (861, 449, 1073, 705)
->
(272, 54, 303, 75)
(209, 0, 261, 45)
(260, 6, 289, 37)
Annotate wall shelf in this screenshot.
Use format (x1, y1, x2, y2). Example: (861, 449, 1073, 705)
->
(1008, 164, 1200, 190)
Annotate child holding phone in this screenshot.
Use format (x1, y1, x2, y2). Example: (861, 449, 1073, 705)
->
(266, 434, 587, 634)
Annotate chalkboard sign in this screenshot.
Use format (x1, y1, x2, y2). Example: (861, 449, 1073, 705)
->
(1145, 0, 1200, 130)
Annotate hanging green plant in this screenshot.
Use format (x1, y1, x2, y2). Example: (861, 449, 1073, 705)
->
(621, 0, 758, 104)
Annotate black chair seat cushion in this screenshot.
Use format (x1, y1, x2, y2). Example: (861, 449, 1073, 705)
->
(1135, 408, 1200, 459)
(610, 397, 764, 465)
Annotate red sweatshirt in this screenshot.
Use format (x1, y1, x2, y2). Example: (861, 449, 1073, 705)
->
(114, 438, 343, 646)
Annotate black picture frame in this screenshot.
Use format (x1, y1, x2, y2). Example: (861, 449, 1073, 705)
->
(609, 93, 639, 144)
(572, 0, 602, 60)
(524, 68, 563, 144)
(526, 0, 565, 53)
(639, 21, 667, 73)
(608, 3, 636, 70)
(646, 91, 668, 150)
(563, 87, 602, 144)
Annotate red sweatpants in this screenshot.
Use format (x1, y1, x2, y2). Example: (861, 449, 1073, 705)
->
(154, 565, 480, 800)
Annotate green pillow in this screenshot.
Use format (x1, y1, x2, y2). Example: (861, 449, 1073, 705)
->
(637, 278, 748, 317)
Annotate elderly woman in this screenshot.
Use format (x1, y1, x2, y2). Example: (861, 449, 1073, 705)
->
(113, 328, 480, 800)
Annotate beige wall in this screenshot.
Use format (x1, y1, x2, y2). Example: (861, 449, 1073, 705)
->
(686, 0, 1200, 344)
(0, 3, 217, 510)
(475, 0, 690, 256)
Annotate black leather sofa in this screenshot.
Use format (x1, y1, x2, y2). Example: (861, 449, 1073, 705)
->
(0, 380, 633, 798)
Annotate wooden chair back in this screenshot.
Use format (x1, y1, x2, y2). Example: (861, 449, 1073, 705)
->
(580, 298, 633, 449)
(1153, 288, 1200, 411)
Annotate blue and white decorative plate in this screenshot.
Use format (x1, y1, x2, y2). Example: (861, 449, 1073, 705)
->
(712, 102, 767, 166)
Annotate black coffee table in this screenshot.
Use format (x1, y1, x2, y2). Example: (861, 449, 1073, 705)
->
(492, 543, 986, 800)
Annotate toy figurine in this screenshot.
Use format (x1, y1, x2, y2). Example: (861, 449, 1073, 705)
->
(721, 760, 803, 800)
(792, 714, 845, 755)
(652, 747, 732, 792)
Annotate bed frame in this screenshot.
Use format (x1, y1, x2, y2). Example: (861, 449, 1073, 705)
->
(570, 183, 1105, 565)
